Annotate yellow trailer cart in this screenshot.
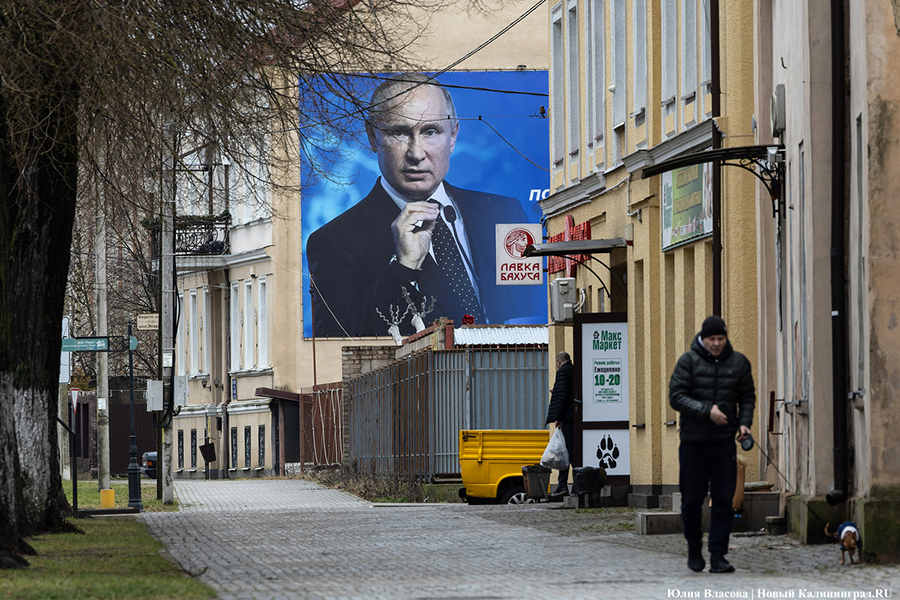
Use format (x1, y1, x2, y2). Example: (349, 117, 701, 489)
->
(458, 429, 550, 504)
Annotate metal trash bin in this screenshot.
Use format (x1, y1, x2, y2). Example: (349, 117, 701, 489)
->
(522, 464, 552, 500)
(572, 466, 607, 495)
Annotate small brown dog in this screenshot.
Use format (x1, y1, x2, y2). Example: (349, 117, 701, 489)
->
(825, 521, 863, 565)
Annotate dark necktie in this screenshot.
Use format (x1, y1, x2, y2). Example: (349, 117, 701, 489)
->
(428, 201, 483, 323)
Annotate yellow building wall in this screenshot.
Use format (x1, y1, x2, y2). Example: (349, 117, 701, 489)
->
(544, 0, 760, 499)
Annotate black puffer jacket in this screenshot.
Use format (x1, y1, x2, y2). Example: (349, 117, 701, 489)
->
(545, 361, 575, 424)
(669, 334, 755, 443)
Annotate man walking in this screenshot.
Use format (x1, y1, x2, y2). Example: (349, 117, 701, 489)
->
(669, 316, 755, 573)
(546, 351, 575, 496)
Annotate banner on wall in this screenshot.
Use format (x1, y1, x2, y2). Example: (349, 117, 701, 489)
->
(661, 161, 714, 251)
(301, 71, 550, 339)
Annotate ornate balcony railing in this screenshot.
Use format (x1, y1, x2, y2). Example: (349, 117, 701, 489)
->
(144, 214, 231, 261)
(173, 215, 230, 255)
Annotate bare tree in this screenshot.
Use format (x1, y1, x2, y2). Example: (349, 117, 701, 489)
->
(0, 0, 453, 566)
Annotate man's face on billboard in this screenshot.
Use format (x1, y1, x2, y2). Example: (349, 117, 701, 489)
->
(368, 84, 459, 201)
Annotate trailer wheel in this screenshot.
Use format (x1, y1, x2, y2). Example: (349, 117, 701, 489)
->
(500, 484, 533, 505)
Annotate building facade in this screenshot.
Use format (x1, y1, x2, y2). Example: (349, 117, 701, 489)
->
(754, 0, 900, 560)
(542, 0, 760, 506)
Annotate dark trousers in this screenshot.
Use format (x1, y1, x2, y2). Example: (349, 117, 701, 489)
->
(555, 420, 576, 490)
(679, 440, 737, 555)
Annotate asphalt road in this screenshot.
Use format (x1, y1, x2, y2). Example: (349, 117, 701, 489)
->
(141, 479, 899, 600)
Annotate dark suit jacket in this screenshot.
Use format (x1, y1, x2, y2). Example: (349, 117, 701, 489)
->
(307, 179, 544, 337)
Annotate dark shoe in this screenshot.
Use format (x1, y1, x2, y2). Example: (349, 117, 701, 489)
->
(709, 552, 735, 573)
(687, 549, 705, 572)
(549, 486, 569, 497)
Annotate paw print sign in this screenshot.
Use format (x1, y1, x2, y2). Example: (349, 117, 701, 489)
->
(596, 434, 620, 469)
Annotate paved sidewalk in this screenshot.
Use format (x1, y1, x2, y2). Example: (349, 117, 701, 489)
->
(142, 480, 899, 600)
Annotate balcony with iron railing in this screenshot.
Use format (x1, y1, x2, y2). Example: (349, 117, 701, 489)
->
(143, 212, 231, 265)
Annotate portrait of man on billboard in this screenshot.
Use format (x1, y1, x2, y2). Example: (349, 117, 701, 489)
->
(306, 73, 546, 338)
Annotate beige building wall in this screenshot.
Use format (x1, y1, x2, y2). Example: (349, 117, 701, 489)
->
(755, 0, 900, 560)
(543, 0, 760, 505)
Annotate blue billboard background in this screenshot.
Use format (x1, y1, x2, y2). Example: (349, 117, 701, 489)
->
(301, 71, 550, 338)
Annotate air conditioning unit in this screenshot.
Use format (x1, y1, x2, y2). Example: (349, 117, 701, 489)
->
(550, 278, 576, 323)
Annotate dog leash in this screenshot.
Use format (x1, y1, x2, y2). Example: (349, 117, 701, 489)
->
(742, 434, 832, 530)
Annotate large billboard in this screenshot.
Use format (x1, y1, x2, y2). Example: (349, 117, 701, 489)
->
(661, 161, 714, 251)
(301, 72, 550, 338)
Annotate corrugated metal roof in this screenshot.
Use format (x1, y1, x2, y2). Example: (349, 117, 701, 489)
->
(453, 325, 548, 346)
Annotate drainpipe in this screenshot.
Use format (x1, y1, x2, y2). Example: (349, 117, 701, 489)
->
(711, 0, 723, 316)
(826, 0, 848, 506)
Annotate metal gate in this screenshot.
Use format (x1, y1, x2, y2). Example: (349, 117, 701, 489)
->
(347, 347, 548, 479)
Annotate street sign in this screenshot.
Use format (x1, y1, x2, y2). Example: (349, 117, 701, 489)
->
(136, 313, 159, 331)
(61, 337, 110, 352)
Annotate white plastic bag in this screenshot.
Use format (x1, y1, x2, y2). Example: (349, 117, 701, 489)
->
(541, 428, 569, 470)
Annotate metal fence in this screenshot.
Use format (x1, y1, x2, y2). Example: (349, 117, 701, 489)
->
(347, 347, 548, 479)
(300, 383, 343, 467)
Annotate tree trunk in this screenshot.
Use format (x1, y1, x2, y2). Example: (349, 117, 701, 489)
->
(0, 86, 78, 551)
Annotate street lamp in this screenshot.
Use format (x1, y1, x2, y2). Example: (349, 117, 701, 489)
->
(126, 320, 144, 510)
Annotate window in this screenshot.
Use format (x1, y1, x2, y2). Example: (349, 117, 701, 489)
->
(244, 425, 252, 468)
(661, 0, 677, 126)
(231, 427, 238, 469)
(176, 292, 185, 375)
(203, 287, 211, 375)
(178, 430, 184, 469)
(700, 0, 712, 102)
(258, 277, 268, 368)
(551, 3, 565, 164)
(611, 0, 627, 128)
(190, 290, 199, 374)
(586, 0, 606, 145)
(566, 0, 580, 154)
(230, 281, 240, 371)
(243, 279, 254, 369)
(681, 0, 697, 107)
(632, 0, 647, 119)
(191, 429, 197, 469)
(258, 425, 266, 467)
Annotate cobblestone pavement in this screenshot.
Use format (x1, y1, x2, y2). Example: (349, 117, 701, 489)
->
(142, 480, 899, 600)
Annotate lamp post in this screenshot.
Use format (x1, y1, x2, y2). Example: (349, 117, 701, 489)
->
(126, 320, 144, 510)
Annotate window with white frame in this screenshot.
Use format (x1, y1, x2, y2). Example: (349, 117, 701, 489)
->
(230, 281, 240, 371)
(611, 0, 627, 128)
(243, 279, 254, 369)
(632, 0, 647, 122)
(176, 292, 185, 375)
(681, 0, 697, 109)
(258, 277, 268, 369)
(203, 287, 211, 375)
(585, 0, 606, 147)
(566, 0, 580, 155)
(700, 0, 712, 105)
(551, 3, 565, 165)
(661, 0, 678, 127)
(190, 290, 199, 374)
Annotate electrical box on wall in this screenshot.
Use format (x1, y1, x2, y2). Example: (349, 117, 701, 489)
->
(173, 375, 188, 408)
(146, 380, 163, 412)
(550, 277, 576, 322)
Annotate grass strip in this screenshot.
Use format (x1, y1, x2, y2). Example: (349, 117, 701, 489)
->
(65, 478, 179, 513)
(0, 518, 215, 600)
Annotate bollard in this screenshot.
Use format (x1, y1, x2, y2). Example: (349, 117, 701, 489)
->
(100, 488, 115, 509)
